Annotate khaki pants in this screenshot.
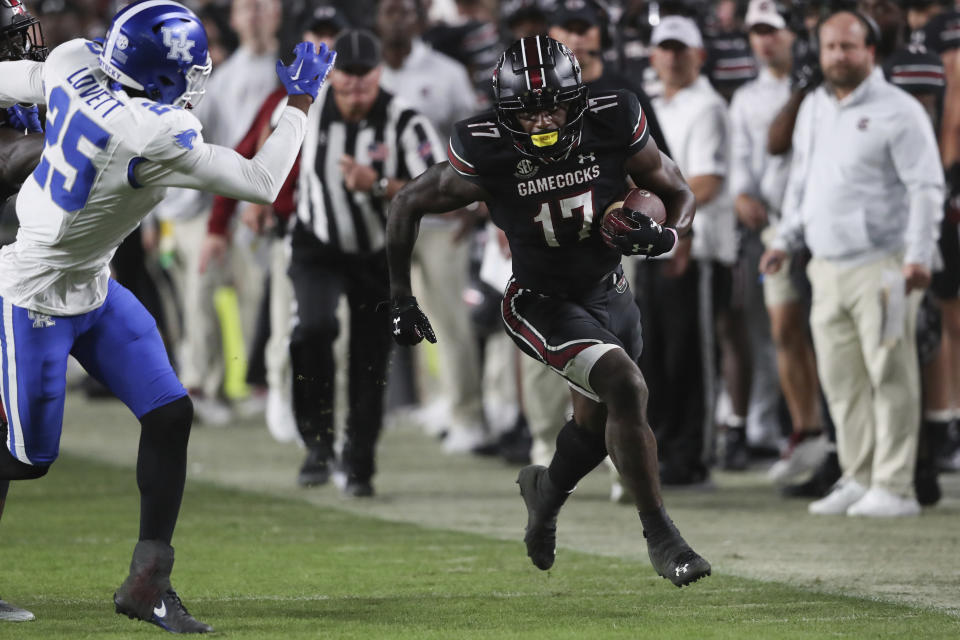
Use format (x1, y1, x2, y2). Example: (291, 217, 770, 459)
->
(807, 255, 921, 496)
(412, 225, 483, 430)
(170, 213, 264, 398)
(266, 236, 293, 395)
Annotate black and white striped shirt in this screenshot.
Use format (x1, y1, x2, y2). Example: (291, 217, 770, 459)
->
(296, 85, 442, 254)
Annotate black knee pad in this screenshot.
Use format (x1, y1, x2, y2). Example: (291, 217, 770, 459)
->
(0, 448, 49, 480)
(140, 395, 193, 441)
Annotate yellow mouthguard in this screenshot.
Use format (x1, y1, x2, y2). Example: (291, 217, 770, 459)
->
(531, 131, 559, 147)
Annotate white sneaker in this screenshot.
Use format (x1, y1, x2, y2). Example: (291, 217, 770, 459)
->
(192, 396, 232, 427)
(442, 424, 491, 454)
(768, 433, 831, 485)
(809, 478, 867, 515)
(847, 487, 921, 517)
(265, 389, 300, 444)
(410, 399, 451, 438)
(0, 598, 34, 621)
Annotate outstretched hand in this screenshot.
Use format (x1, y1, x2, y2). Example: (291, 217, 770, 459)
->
(276, 42, 336, 101)
(6, 104, 42, 133)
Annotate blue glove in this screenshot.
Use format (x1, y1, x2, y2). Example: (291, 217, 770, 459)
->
(276, 42, 336, 101)
(6, 104, 42, 133)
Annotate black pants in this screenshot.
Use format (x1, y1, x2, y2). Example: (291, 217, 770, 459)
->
(633, 259, 706, 474)
(288, 247, 392, 483)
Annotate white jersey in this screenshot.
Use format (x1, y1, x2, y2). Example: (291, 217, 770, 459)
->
(0, 39, 307, 315)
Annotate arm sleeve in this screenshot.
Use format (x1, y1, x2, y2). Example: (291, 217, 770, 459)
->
(685, 102, 728, 178)
(446, 123, 483, 185)
(0, 60, 45, 107)
(728, 91, 758, 198)
(622, 90, 651, 154)
(398, 112, 443, 180)
(891, 100, 946, 266)
(137, 107, 308, 205)
(772, 96, 813, 252)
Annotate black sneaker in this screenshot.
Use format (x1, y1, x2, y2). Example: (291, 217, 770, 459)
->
(645, 530, 712, 588)
(115, 588, 212, 634)
(516, 465, 569, 570)
(717, 426, 749, 471)
(297, 447, 331, 487)
(0, 598, 34, 622)
(113, 540, 212, 633)
(342, 480, 375, 498)
(915, 465, 941, 506)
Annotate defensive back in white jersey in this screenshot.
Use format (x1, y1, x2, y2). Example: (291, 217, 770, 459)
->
(0, 38, 306, 316)
(0, 39, 203, 314)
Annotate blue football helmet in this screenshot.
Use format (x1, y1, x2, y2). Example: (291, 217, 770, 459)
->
(98, 0, 212, 107)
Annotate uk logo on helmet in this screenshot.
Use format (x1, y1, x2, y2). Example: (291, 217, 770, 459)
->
(160, 26, 195, 63)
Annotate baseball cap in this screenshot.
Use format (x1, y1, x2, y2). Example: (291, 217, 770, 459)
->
(306, 5, 349, 35)
(551, 0, 604, 28)
(745, 0, 787, 30)
(651, 16, 703, 48)
(333, 29, 381, 74)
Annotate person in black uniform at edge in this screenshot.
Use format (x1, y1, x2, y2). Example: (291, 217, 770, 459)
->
(0, 0, 44, 623)
(385, 35, 711, 587)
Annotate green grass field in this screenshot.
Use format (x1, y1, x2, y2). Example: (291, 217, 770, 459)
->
(1, 394, 959, 638)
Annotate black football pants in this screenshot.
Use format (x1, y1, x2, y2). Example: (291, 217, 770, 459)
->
(288, 249, 392, 483)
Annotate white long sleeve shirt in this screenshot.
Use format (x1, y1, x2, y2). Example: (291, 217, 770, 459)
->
(652, 75, 737, 264)
(773, 67, 944, 266)
(0, 40, 305, 315)
(728, 67, 792, 221)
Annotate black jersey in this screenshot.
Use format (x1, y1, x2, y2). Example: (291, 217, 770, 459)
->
(448, 89, 650, 296)
(882, 44, 946, 129)
(910, 10, 960, 56)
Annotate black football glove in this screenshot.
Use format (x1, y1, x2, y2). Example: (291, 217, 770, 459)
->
(600, 208, 678, 257)
(790, 53, 822, 94)
(388, 296, 436, 346)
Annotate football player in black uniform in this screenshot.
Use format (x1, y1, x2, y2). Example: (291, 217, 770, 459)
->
(385, 35, 711, 587)
(0, 0, 43, 623)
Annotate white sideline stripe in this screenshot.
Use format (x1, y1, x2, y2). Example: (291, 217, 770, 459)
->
(3, 301, 31, 464)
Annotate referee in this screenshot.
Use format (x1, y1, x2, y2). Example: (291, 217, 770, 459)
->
(291, 29, 442, 496)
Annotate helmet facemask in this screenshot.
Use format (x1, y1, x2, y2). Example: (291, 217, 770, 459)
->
(493, 37, 588, 160)
(0, 7, 47, 62)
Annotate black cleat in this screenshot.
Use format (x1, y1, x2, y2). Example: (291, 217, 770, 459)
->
(717, 426, 749, 471)
(297, 447, 331, 487)
(113, 540, 213, 634)
(516, 465, 569, 570)
(645, 531, 712, 588)
(115, 588, 212, 634)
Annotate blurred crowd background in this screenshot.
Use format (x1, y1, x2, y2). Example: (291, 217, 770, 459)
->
(4, 0, 959, 514)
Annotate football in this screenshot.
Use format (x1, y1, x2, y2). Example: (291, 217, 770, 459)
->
(622, 188, 666, 225)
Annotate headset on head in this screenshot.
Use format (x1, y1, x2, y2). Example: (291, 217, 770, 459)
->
(814, 7, 882, 48)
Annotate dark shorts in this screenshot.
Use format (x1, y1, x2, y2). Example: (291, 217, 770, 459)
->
(500, 267, 643, 401)
(932, 216, 959, 300)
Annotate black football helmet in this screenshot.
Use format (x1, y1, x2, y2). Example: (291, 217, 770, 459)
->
(0, 0, 45, 62)
(493, 35, 587, 159)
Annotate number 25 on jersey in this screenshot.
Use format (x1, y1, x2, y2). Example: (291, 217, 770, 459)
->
(32, 86, 112, 212)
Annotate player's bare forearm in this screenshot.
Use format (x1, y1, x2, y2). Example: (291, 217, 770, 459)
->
(386, 162, 488, 298)
(0, 129, 42, 192)
(625, 145, 696, 236)
(767, 91, 805, 156)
